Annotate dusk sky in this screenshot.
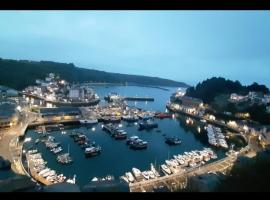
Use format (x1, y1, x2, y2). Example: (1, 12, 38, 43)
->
(0, 11, 270, 86)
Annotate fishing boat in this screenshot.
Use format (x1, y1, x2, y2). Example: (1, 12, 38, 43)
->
(122, 115, 139, 122)
(130, 140, 148, 150)
(79, 119, 98, 125)
(138, 120, 158, 130)
(85, 146, 102, 157)
(155, 113, 172, 119)
(165, 136, 181, 145)
(126, 136, 139, 145)
(112, 129, 127, 140)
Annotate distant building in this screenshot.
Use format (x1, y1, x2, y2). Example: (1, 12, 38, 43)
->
(69, 89, 80, 99)
(229, 93, 248, 103)
(49, 73, 55, 79)
(173, 95, 203, 109)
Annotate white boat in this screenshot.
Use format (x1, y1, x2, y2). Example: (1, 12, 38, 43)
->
(125, 172, 135, 183)
(132, 167, 142, 179)
(150, 163, 160, 177)
(38, 168, 50, 176)
(79, 119, 98, 125)
(91, 177, 98, 182)
(66, 175, 76, 184)
(161, 164, 171, 175)
(142, 171, 150, 180)
(148, 170, 155, 179)
(120, 175, 129, 183)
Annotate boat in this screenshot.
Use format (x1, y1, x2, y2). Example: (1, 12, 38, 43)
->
(132, 167, 143, 180)
(35, 139, 40, 144)
(155, 113, 172, 119)
(138, 114, 155, 120)
(125, 172, 135, 183)
(66, 175, 76, 184)
(122, 115, 139, 122)
(138, 120, 158, 130)
(130, 140, 148, 150)
(91, 177, 98, 182)
(120, 175, 129, 183)
(165, 136, 181, 145)
(85, 146, 102, 157)
(126, 136, 139, 145)
(104, 92, 123, 102)
(150, 163, 160, 177)
(38, 168, 50, 176)
(101, 116, 121, 123)
(57, 150, 73, 164)
(161, 164, 172, 175)
(148, 170, 156, 179)
(79, 119, 98, 125)
(112, 129, 127, 140)
(142, 171, 150, 180)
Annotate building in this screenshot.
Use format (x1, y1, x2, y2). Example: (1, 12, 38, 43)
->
(229, 93, 248, 103)
(39, 107, 81, 122)
(0, 100, 19, 129)
(69, 89, 80, 99)
(263, 94, 270, 104)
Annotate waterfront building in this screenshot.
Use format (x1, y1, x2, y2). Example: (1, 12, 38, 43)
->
(39, 107, 81, 122)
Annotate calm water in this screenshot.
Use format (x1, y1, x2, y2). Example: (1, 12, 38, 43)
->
(23, 86, 227, 188)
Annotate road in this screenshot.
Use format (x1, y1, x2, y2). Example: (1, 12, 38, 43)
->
(0, 109, 37, 175)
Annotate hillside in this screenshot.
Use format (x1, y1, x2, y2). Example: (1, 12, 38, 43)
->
(0, 58, 189, 90)
(185, 77, 269, 104)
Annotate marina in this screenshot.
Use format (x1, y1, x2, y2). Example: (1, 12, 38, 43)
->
(21, 85, 244, 188)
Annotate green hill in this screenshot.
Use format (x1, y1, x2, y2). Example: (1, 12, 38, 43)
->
(185, 77, 269, 104)
(0, 58, 189, 90)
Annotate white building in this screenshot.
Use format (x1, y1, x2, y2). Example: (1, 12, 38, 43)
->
(69, 89, 80, 99)
(49, 73, 55, 79)
(230, 93, 248, 102)
(263, 94, 270, 104)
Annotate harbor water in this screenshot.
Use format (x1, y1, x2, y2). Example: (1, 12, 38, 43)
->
(23, 86, 228, 188)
